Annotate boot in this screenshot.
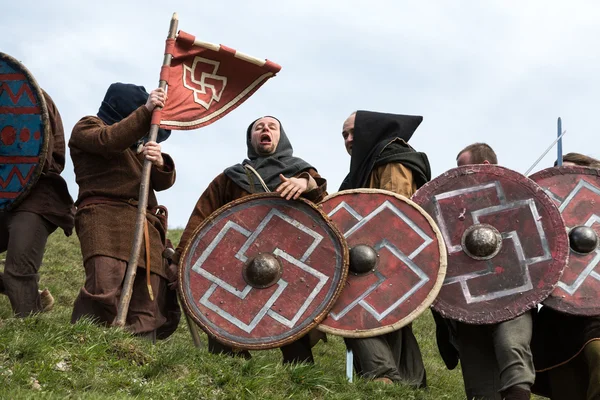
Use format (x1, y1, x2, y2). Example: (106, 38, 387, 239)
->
(500, 386, 531, 400)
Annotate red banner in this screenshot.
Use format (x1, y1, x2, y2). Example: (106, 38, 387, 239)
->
(156, 31, 281, 130)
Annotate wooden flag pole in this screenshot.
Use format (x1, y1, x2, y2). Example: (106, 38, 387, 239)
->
(114, 13, 179, 328)
(185, 312, 203, 347)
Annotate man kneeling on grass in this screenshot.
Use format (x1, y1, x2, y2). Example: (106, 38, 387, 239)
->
(69, 83, 180, 341)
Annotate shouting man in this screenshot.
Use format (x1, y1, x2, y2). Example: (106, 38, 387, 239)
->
(174, 116, 327, 363)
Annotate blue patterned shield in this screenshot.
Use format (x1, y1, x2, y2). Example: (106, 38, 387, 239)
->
(0, 52, 49, 210)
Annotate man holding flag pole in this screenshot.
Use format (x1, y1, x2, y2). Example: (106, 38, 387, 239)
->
(69, 83, 180, 340)
(70, 12, 292, 347)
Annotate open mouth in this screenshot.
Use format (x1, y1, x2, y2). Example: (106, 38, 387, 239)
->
(260, 133, 272, 144)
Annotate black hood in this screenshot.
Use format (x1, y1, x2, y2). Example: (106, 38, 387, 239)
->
(97, 82, 171, 145)
(340, 110, 431, 190)
(224, 116, 315, 192)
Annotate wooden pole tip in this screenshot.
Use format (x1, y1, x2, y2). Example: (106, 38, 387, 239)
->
(172, 12, 178, 20)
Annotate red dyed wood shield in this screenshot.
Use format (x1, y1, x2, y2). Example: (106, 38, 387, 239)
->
(0, 52, 49, 211)
(178, 193, 348, 349)
(412, 165, 569, 324)
(530, 166, 600, 316)
(318, 189, 447, 338)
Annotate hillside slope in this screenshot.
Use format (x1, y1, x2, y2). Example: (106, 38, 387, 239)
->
(0, 230, 544, 399)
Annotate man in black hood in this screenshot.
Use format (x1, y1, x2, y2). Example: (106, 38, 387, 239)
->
(174, 116, 328, 362)
(340, 110, 431, 387)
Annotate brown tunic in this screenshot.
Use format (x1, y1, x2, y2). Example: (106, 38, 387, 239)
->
(69, 106, 175, 277)
(174, 170, 327, 265)
(367, 163, 417, 196)
(15, 91, 75, 235)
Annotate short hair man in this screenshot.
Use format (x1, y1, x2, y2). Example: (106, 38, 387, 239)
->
(554, 152, 600, 168)
(456, 142, 498, 166)
(174, 116, 327, 363)
(70, 83, 180, 340)
(339, 110, 431, 387)
(437, 143, 535, 400)
(0, 91, 75, 316)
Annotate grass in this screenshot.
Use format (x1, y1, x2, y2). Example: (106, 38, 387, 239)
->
(0, 230, 544, 399)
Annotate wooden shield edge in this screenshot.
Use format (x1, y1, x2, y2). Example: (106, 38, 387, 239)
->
(0, 52, 50, 211)
(316, 188, 448, 338)
(178, 192, 349, 349)
(416, 166, 569, 324)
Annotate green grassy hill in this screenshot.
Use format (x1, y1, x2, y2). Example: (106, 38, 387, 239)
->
(0, 230, 544, 399)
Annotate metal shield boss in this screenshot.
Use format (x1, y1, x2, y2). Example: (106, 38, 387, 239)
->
(412, 165, 569, 324)
(0, 52, 50, 211)
(530, 166, 600, 316)
(318, 189, 447, 338)
(178, 193, 348, 350)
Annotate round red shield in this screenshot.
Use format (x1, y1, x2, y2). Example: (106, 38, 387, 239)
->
(178, 193, 348, 350)
(530, 166, 600, 316)
(412, 165, 569, 324)
(0, 52, 50, 211)
(317, 189, 447, 338)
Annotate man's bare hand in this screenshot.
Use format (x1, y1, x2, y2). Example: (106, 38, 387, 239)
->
(145, 88, 166, 112)
(276, 174, 308, 200)
(143, 141, 164, 168)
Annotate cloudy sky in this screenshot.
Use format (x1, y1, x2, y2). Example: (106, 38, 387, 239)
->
(3, 1, 598, 227)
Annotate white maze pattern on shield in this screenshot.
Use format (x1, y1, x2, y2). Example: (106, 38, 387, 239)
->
(191, 209, 329, 333)
(326, 200, 432, 321)
(544, 179, 600, 295)
(433, 182, 552, 304)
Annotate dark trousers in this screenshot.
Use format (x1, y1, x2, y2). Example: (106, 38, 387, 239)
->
(344, 324, 427, 388)
(455, 312, 534, 399)
(71, 255, 180, 338)
(0, 211, 56, 317)
(546, 340, 600, 400)
(208, 332, 314, 364)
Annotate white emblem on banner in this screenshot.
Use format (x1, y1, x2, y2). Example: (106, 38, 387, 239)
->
(182, 56, 228, 109)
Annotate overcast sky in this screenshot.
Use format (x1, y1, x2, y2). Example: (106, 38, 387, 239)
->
(3, 1, 598, 227)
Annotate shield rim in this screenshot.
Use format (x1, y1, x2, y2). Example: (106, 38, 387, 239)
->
(317, 188, 447, 338)
(0, 52, 50, 211)
(530, 165, 600, 316)
(412, 164, 569, 324)
(178, 192, 349, 349)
